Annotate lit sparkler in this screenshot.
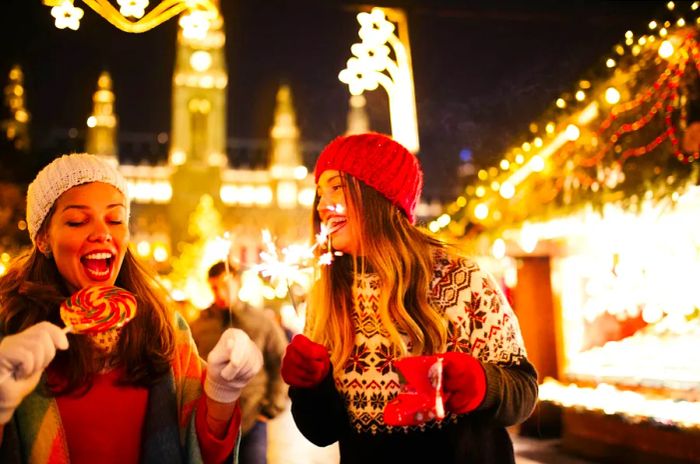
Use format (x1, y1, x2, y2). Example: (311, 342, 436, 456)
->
(252, 203, 345, 308)
(217, 231, 236, 328)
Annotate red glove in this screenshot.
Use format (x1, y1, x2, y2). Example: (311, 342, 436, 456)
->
(281, 334, 330, 388)
(441, 351, 487, 414)
(384, 355, 445, 427)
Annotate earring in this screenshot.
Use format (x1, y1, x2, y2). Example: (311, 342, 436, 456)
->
(42, 249, 52, 259)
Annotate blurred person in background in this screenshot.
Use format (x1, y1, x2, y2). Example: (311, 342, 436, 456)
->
(191, 261, 288, 464)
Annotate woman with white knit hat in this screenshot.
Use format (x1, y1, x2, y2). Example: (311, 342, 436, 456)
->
(0, 153, 262, 463)
(280, 133, 538, 463)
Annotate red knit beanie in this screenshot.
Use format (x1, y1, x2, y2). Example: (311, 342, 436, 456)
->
(314, 133, 423, 223)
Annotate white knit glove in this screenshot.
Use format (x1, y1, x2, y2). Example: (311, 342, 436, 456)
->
(0, 322, 69, 423)
(204, 328, 263, 404)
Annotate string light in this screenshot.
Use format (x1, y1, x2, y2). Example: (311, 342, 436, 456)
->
(429, 3, 700, 235)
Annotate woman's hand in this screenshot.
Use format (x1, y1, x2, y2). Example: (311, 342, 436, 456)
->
(281, 334, 330, 388)
(0, 322, 69, 423)
(441, 351, 487, 414)
(204, 328, 263, 404)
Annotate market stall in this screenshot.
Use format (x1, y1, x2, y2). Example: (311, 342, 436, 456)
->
(432, 3, 700, 462)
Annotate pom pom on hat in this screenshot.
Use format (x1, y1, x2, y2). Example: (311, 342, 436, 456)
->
(26, 153, 130, 244)
(314, 133, 423, 223)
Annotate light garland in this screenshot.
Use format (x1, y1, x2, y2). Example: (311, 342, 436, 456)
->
(43, 0, 219, 34)
(432, 3, 700, 234)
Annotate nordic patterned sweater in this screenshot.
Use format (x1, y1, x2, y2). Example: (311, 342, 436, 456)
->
(289, 249, 538, 464)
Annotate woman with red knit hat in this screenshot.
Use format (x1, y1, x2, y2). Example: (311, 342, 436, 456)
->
(281, 133, 538, 463)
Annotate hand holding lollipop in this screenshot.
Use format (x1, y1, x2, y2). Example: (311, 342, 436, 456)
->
(0, 285, 137, 385)
(0, 322, 70, 423)
(0, 286, 137, 424)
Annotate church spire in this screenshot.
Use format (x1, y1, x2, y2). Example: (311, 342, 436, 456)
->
(269, 84, 306, 209)
(85, 71, 118, 163)
(168, 9, 227, 247)
(2, 65, 31, 151)
(345, 94, 370, 135)
(269, 84, 302, 174)
(169, 9, 228, 168)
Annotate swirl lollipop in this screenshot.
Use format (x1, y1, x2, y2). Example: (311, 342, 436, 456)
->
(60, 285, 137, 352)
(0, 286, 137, 384)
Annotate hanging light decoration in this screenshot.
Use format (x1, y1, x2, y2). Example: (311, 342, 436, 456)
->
(43, 0, 219, 34)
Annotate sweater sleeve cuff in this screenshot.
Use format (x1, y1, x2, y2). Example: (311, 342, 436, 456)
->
(195, 395, 241, 464)
(478, 362, 501, 411)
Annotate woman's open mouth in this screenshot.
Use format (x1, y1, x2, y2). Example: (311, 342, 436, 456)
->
(81, 251, 114, 281)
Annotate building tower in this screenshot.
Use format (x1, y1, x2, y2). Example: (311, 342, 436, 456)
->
(168, 8, 228, 246)
(85, 71, 118, 164)
(269, 84, 306, 209)
(345, 94, 370, 135)
(1, 65, 31, 152)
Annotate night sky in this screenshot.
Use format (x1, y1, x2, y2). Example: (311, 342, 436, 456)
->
(1, 0, 667, 201)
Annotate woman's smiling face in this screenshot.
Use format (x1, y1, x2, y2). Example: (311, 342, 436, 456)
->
(316, 170, 359, 256)
(37, 182, 129, 292)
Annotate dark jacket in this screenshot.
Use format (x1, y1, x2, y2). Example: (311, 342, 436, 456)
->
(288, 249, 539, 463)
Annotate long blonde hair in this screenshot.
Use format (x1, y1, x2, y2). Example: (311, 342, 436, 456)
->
(306, 174, 448, 368)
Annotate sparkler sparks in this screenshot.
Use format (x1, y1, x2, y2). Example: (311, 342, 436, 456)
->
(252, 204, 346, 305)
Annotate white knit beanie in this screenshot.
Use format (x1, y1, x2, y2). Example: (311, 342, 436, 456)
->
(26, 153, 130, 244)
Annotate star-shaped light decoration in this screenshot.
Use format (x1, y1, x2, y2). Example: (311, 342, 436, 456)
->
(350, 42, 391, 73)
(51, 0, 84, 31)
(178, 9, 212, 40)
(339, 57, 380, 96)
(357, 8, 395, 48)
(117, 0, 149, 19)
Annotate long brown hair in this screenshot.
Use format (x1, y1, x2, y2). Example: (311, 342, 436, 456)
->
(306, 173, 448, 368)
(0, 247, 176, 395)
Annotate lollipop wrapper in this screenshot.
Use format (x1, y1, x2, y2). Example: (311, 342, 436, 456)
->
(383, 355, 445, 427)
(90, 327, 123, 354)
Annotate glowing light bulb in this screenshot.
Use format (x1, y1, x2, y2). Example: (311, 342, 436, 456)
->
(474, 203, 489, 220)
(499, 182, 515, 199)
(605, 87, 621, 105)
(565, 124, 581, 141)
(658, 40, 674, 59)
(491, 238, 506, 260)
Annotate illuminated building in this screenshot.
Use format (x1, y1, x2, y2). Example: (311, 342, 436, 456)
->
(437, 5, 700, 461)
(86, 71, 118, 163)
(1, 65, 31, 152)
(110, 13, 316, 272)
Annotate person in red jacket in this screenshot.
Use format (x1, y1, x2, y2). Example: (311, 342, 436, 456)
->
(281, 133, 538, 463)
(0, 153, 262, 463)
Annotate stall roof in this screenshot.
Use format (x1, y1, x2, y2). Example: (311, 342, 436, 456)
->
(435, 3, 700, 240)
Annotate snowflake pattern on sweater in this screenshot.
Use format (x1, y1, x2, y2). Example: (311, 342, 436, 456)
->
(333, 249, 528, 435)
